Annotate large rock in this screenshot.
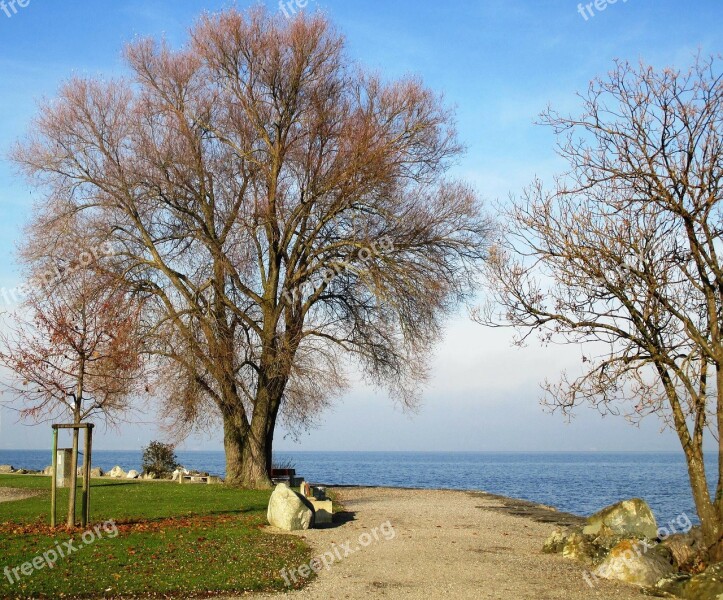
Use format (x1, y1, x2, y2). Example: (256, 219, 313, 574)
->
(126, 470, 139, 479)
(583, 498, 658, 540)
(661, 527, 704, 570)
(562, 531, 605, 566)
(267, 483, 315, 531)
(108, 465, 126, 478)
(543, 527, 570, 554)
(43, 465, 53, 476)
(74, 466, 103, 477)
(0, 465, 15, 473)
(172, 468, 188, 481)
(594, 539, 674, 586)
(662, 562, 723, 599)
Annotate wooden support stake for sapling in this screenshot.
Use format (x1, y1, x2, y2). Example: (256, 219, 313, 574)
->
(50, 427, 58, 528)
(81, 427, 90, 527)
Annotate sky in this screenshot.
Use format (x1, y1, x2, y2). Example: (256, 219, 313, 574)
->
(0, 0, 721, 453)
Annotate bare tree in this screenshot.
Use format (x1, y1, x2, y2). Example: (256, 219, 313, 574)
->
(12, 7, 490, 488)
(0, 262, 144, 527)
(478, 57, 723, 560)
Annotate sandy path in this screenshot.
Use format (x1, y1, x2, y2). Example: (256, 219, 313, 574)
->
(0, 487, 41, 503)
(247, 487, 644, 600)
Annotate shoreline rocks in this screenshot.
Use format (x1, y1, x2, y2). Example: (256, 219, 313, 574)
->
(542, 497, 716, 597)
(108, 465, 126, 478)
(594, 539, 675, 586)
(583, 498, 658, 540)
(659, 562, 723, 598)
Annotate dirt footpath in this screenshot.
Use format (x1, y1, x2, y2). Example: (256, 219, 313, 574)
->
(247, 487, 644, 600)
(0, 487, 41, 503)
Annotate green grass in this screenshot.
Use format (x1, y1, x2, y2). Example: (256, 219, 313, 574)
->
(0, 475, 312, 599)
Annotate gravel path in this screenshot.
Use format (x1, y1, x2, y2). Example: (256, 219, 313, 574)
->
(246, 487, 644, 600)
(0, 487, 41, 503)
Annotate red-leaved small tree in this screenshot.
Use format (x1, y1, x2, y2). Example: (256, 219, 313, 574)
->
(0, 265, 144, 527)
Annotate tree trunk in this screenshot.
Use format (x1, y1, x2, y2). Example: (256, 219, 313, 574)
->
(683, 451, 722, 560)
(240, 424, 272, 489)
(222, 403, 273, 489)
(714, 364, 723, 562)
(223, 404, 248, 486)
(265, 410, 278, 476)
(221, 380, 284, 489)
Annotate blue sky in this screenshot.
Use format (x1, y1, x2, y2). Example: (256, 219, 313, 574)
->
(0, 0, 721, 452)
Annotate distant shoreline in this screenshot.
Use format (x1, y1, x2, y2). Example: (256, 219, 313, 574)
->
(0, 448, 697, 453)
(0, 449, 702, 525)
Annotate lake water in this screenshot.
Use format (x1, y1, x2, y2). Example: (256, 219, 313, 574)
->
(0, 449, 714, 526)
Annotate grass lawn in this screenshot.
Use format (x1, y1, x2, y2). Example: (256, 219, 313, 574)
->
(0, 475, 311, 599)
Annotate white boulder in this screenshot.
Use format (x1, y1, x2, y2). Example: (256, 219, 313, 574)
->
(267, 483, 315, 531)
(108, 465, 126, 478)
(126, 470, 139, 479)
(171, 468, 189, 481)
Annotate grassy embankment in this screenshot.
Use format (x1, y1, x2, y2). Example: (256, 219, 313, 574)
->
(0, 475, 311, 598)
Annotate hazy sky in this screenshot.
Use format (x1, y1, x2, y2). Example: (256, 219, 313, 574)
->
(0, 0, 720, 452)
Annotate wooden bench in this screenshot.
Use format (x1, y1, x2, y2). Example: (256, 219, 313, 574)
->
(271, 468, 296, 484)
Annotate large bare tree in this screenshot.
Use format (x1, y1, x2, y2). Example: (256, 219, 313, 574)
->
(13, 8, 490, 488)
(478, 57, 723, 560)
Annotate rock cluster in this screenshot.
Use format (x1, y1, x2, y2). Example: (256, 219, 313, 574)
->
(12, 463, 223, 483)
(660, 562, 723, 599)
(543, 498, 720, 598)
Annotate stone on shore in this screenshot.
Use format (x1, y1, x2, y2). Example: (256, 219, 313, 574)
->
(594, 539, 674, 586)
(660, 562, 723, 599)
(90, 467, 104, 477)
(561, 530, 604, 566)
(267, 483, 315, 531)
(126, 470, 139, 479)
(108, 465, 126, 478)
(0, 465, 15, 473)
(660, 527, 704, 570)
(583, 498, 658, 540)
(542, 527, 568, 554)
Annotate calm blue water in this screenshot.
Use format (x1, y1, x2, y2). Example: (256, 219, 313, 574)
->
(0, 450, 715, 525)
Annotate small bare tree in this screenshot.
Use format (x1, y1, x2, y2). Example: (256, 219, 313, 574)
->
(478, 57, 723, 560)
(0, 264, 144, 527)
(13, 8, 491, 488)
